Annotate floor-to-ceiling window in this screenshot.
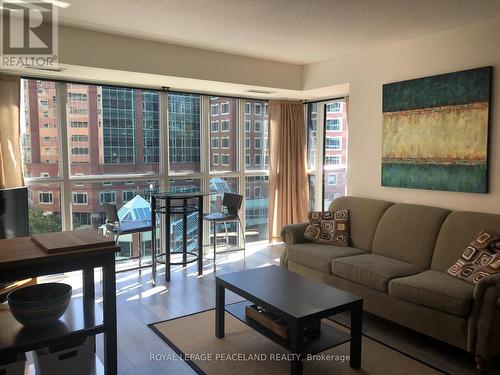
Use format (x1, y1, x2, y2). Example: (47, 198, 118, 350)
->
(307, 98, 348, 211)
(21, 79, 270, 269)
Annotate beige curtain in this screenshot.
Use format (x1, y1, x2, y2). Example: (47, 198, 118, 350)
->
(0, 74, 23, 189)
(268, 100, 309, 241)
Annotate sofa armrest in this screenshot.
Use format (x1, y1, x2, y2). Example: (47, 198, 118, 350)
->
(467, 274, 500, 359)
(280, 223, 310, 245)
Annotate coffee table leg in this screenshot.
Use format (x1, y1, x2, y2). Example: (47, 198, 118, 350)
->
(215, 282, 225, 338)
(350, 300, 363, 369)
(290, 321, 304, 375)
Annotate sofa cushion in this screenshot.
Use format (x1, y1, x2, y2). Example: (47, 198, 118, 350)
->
(431, 211, 500, 272)
(372, 204, 451, 269)
(331, 253, 422, 292)
(447, 230, 500, 284)
(287, 243, 365, 274)
(389, 270, 475, 317)
(329, 196, 394, 251)
(303, 210, 349, 246)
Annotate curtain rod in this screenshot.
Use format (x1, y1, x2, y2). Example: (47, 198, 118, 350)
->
(18, 74, 276, 102)
(303, 96, 347, 104)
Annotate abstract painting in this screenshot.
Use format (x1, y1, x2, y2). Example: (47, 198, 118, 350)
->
(382, 67, 492, 193)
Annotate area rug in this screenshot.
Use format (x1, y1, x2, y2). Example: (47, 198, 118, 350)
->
(330, 312, 480, 375)
(150, 308, 442, 375)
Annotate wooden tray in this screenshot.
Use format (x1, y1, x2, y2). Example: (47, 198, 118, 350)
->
(245, 304, 288, 339)
(31, 230, 115, 254)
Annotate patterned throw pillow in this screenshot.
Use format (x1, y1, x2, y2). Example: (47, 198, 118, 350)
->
(303, 210, 349, 246)
(447, 231, 500, 284)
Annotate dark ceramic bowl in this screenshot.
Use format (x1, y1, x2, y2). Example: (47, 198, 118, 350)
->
(7, 283, 72, 327)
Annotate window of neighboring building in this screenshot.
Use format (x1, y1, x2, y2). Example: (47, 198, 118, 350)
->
(254, 187, 261, 198)
(211, 137, 219, 148)
(255, 154, 261, 165)
(254, 138, 261, 149)
(221, 120, 230, 132)
(326, 119, 342, 131)
(71, 135, 89, 142)
(221, 154, 230, 165)
(327, 173, 337, 186)
(326, 102, 342, 113)
(72, 192, 88, 205)
(44, 136, 50, 144)
(221, 102, 230, 115)
(325, 155, 341, 165)
(254, 121, 261, 132)
(68, 92, 88, 101)
(68, 107, 88, 115)
(255, 103, 262, 115)
(70, 121, 88, 128)
(213, 154, 220, 165)
(325, 137, 341, 150)
(245, 120, 251, 132)
(245, 102, 251, 115)
(122, 190, 135, 202)
(39, 192, 53, 204)
(99, 191, 116, 204)
(210, 104, 218, 116)
(245, 137, 250, 148)
(211, 121, 219, 132)
(71, 147, 89, 155)
(245, 154, 251, 165)
(221, 137, 230, 149)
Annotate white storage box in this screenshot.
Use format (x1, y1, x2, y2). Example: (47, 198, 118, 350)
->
(0, 353, 26, 375)
(33, 336, 95, 375)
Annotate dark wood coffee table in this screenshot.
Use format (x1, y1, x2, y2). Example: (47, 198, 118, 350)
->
(215, 265, 363, 375)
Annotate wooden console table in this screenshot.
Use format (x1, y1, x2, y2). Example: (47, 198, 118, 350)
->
(0, 233, 119, 375)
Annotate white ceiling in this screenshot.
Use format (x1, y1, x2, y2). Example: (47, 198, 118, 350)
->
(57, 0, 500, 64)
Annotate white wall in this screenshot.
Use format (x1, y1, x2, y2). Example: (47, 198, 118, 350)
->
(303, 18, 500, 214)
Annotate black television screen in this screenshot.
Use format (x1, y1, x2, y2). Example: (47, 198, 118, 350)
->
(0, 187, 29, 239)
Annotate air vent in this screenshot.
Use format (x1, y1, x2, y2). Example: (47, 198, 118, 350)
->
(25, 66, 65, 72)
(246, 89, 274, 94)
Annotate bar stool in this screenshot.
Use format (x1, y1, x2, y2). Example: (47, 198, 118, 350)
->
(203, 193, 245, 271)
(103, 202, 154, 270)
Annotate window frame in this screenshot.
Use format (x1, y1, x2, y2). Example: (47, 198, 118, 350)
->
(39, 191, 54, 204)
(22, 80, 270, 242)
(99, 191, 116, 205)
(72, 192, 88, 205)
(220, 102, 230, 115)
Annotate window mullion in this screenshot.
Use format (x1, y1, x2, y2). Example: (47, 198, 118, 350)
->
(201, 95, 211, 247)
(56, 82, 72, 231)
(237, 99, 246, 245)
(159, 91, 169, 190)
(316, 102, 325, 211)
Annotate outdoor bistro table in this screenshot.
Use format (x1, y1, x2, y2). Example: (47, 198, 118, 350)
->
(145, 188, 217, 284)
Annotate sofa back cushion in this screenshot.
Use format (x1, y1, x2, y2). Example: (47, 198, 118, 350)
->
(431, 211, 500, 272)
(372, 204, 450, 268)
(329, 196, 394, 251)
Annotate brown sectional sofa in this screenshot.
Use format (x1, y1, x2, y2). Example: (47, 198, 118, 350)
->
(280, 196, 500, 371)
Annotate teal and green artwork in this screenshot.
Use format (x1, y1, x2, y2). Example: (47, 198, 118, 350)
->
(382, 67, 492, 193)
